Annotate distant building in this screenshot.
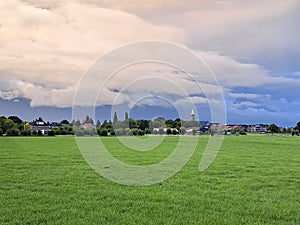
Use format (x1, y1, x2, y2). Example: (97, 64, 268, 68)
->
(30, 117, 50, 135)
(250, 124, 269, 133)
(81, 123, 96, 130)
(190, 108, 195, 122)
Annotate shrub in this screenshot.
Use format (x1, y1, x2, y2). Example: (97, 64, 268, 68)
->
(6, 128, 20, 136)
(52, 128, 60, 135)
(115, 128, 125, 136)
(48, 130, 55, 136)
(0, 128, 3, 136)
(75, 129, 85, 136)
(131, 129, 139, 136)
(99, 128, 108, 136)
(21, 130, 31, 136)
(138, 129, 144, 136)
(239, 130, 247, 135)
(166, 128, 172, 135)
(145, 128, 151, 135)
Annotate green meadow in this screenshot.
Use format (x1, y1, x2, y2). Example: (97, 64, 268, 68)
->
(0, 135, 299, 224)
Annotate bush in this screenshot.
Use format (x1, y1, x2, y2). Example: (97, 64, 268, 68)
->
(130, 129, 138, 135)
(0, 128, 3, 136)
(48, 130, 55, 136)
(6, 128, 20, 136)
(37, 130, 43, 136)
(75, 129, 85, 136)
(52, 128, 60, 135)
(21, 130, 31, 136)
(239, 130, 247, 135)
(145, 128, 151, 135)
(84, 129, 97, 136)
(115, 128, 125, 136)
(166, 128, 172, 135)
(138, 129, 144, 136)
(99, 128, 108, 136)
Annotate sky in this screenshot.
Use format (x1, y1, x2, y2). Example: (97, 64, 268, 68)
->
(0, 0, 300, 126)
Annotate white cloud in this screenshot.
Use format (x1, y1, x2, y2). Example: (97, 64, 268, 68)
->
(0, 0, 299, 115)
(228, 92, 271, 100)
(0, 0, 185, 105)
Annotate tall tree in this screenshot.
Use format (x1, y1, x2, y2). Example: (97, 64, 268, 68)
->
(113, 112, 118, 126)
(268, 123, 279, 134)
(125, 112, 129, 121)
(8, 116, 22, 124)
(60, 119, 70, 125)
(96, 120, 101, 128)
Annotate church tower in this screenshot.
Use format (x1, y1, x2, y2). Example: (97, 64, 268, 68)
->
(190, 108, 195, 121)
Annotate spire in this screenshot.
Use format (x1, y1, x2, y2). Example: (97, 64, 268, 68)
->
(190, 108, 195, 121)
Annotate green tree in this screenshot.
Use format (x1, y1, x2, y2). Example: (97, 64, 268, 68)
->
(99, 128, 108, 136)
(129, 118, 137, 129)
(8, 116, 22, 124)
(295, 121, 300, 131)
(48, 130, 55, 136)
(6, 128, 19, 136)
(96, 120, 101, 128)
(3, 119, 16, 134)
(268, 124, 279, 134)
(137, 120, 149, 131)
(60, 119, 70, 125)
(239, 130, 247, 135)
(113, 112, 118, 129)
(24, 122, 30, 131)
(21, 130, 31, 136)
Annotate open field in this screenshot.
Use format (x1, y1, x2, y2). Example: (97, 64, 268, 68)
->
(0, 135, 299, 224)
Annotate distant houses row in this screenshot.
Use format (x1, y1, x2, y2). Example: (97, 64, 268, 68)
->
(213, 124, 270, 133)
(29, 117, 287, 136)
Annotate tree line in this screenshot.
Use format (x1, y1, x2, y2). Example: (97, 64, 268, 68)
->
(0, 114, 300, 137)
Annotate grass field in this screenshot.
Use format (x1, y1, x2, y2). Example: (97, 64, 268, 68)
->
(0, 135, 299, 224)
